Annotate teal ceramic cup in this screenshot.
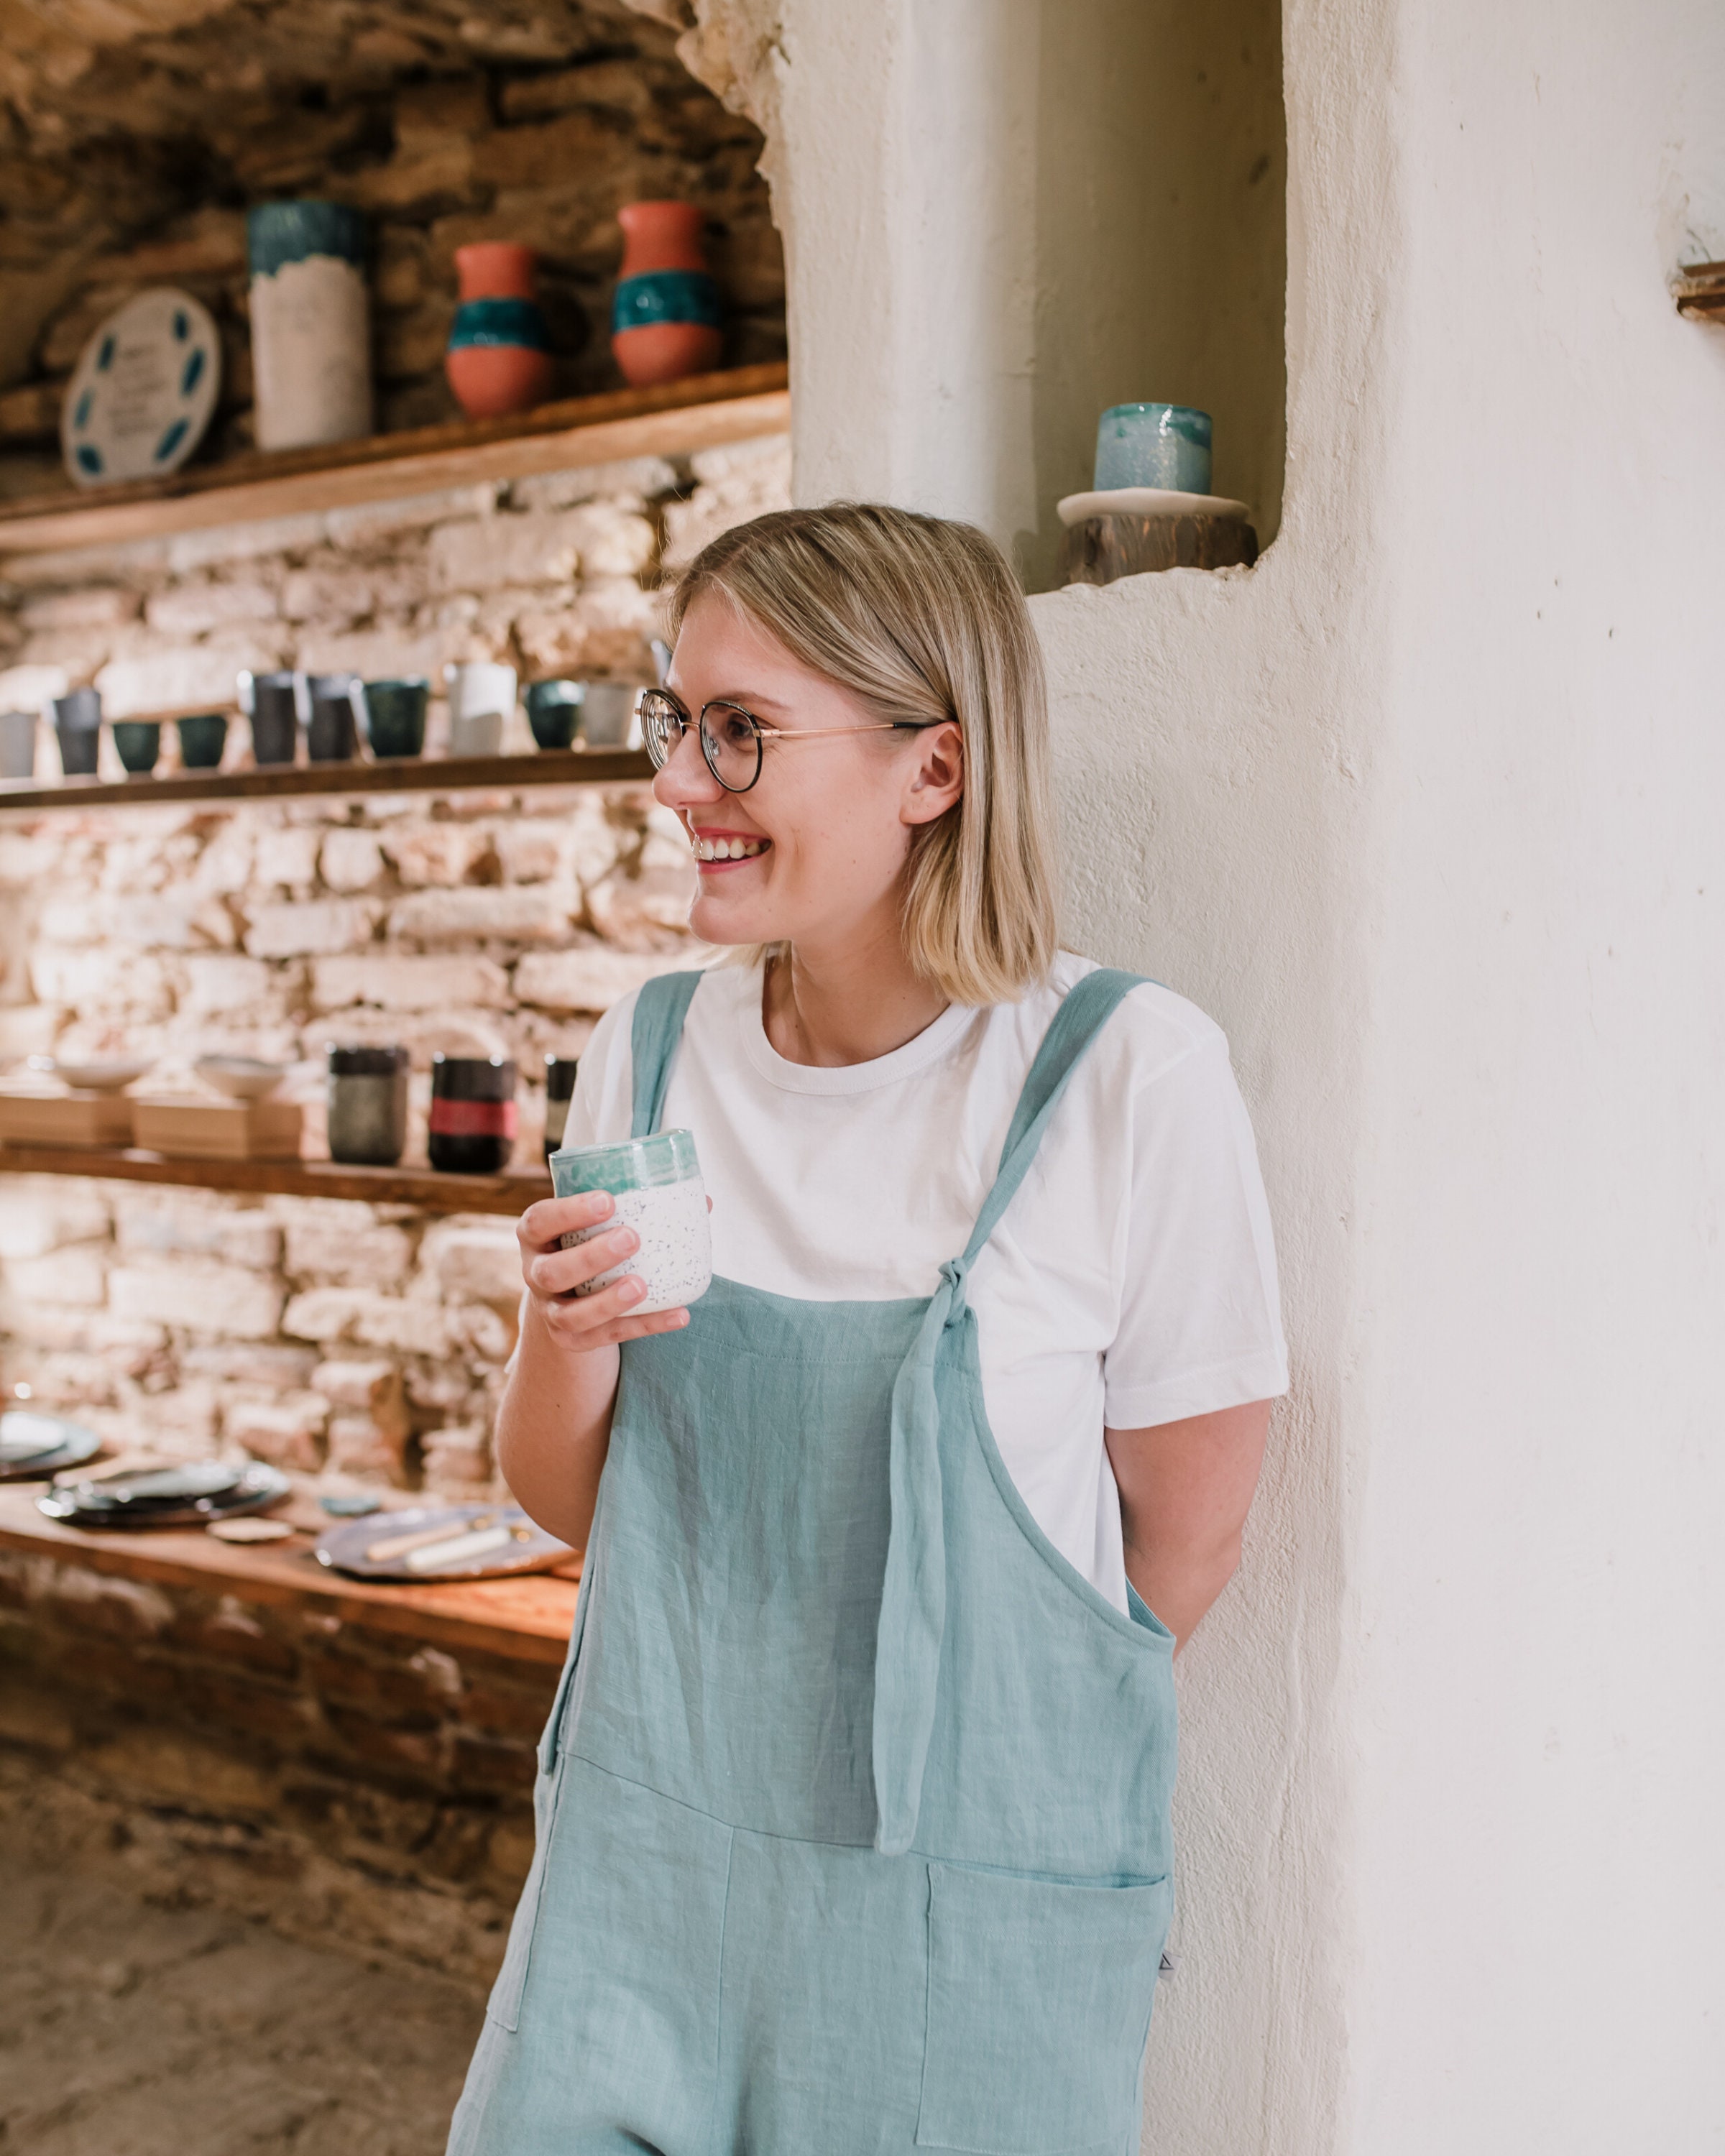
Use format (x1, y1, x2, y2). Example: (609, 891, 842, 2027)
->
(363, 677, 429, 759)
(525, 679, 583, 750)
(1093, 403, 1213, 494)
(112, 721, 161, 775)
(550, 1128, 712, 1314)
(177, 712, 229, 768)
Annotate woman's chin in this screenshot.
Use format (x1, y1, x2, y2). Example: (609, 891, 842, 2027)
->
(688, 892, 772, 947)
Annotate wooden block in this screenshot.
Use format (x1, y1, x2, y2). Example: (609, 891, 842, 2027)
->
(1060, 511, 1259, 585)
(0, 1088, 136, 1148)
(132, 1095, 304, 1161)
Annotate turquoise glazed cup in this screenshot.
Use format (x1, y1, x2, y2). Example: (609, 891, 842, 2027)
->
(550, 1128, 712, 1314)
(112, 721, 161, 775)
(363, 678, 429, 759)
(1093, 404, 1213, 494)
(178, 712, 228, 768)
(525, 679, 583, 750)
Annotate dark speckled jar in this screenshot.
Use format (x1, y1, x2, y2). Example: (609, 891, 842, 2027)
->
(543, 1056, 580, 1160)
(327, 1044, 409, 1166)
(429, 1054, 517, 1174)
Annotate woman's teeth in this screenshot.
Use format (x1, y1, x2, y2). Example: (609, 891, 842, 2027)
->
(692, 835, 767, 861)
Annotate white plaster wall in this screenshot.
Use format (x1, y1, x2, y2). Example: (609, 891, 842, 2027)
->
(678, 0, 1725, 2145)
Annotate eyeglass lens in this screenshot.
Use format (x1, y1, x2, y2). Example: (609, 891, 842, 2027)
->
(640, 691, 760, 792)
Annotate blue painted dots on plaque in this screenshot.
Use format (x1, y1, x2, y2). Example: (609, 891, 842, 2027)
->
(96, 336, 115, 372)
(75, 445, 104, 476)
(155, 419, 189, 464)
(173, 308, 189, 340)
(73, 390, 93, 430)
(180, 349, 205, 397)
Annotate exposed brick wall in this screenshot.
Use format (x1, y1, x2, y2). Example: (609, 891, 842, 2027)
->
(0, 435, 791, 1494)
(0, 1542, 560, 1981)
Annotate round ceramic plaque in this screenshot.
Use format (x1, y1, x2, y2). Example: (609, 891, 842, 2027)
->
(61, 287, 222, 488)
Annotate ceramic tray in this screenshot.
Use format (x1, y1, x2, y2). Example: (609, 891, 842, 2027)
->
(38, 1459, 290, 1530)
(315, 1501, 571, 1583)
(0, 1409, 102, 1483)
(1056, 487, 1254, 527)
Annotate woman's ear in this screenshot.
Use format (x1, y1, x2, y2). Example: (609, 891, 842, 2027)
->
(901, 721, 965, 827)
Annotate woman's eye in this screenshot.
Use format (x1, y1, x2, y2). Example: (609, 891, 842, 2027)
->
(713, 709, 755, 747)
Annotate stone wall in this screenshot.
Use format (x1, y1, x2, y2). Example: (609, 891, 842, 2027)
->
(0, 433, 791, 1497)
(0, 0, 784, 500)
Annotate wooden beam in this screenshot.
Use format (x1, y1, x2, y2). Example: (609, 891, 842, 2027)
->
(1674, 261, 1725, 319)
(0, 1146, 553, 1215)
(0, 364, 790, 554)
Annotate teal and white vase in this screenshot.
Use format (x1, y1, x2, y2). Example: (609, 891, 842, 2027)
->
(247, 201, 372, 451)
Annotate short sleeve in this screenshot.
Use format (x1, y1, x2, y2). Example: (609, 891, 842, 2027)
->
(1101, 1033, 1288, 1430)
(560, 990, 640, 1152)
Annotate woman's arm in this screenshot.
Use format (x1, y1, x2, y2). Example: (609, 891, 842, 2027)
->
(1104, 1399, 1272, 1650)
(494, 1190, 693, 1550)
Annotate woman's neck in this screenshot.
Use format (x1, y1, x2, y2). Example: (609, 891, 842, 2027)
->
(761, 925, 950, 1068)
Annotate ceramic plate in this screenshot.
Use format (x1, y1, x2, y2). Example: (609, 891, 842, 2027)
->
(29, 1055, 154, 1092)
(39, 1459, 290, 1530)
(0, 1409, 102, 1482)
(193, 1055, 290, 1100)
(315, 1502, 573, 1583)
(62, 287, 222, 489)
(1056, 487, 1254, 528)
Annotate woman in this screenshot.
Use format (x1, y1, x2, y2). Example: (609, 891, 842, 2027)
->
(448, 503, 1286, 2156)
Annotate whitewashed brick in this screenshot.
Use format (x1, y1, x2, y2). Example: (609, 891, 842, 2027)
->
(280, 1287, 369, 1343)
(428, 504, 645, 593)
(351, 1295, 461, 1358)
(28, 947, 170, 1015)
(244, 900, 380, 959)
(180, 954, 274, 1018)
(512, 942, 691, 1013)
(494, 822, 567, 883)
(113, 1198, 282, 1271)
(426, 1224, 522, 1306)
(509, 456, 678, 511)
(165, 513, 324, 573)
(380, 823, 492, 888)
(144, 581, 277, 635)
(422, 1423, 492, 1494)
(326, 1413, 408, 1481)
(586, 865, 695, 945)
(3, 1245, 108, 1308)
(109, 1261, 285, 1338)
(0, 662, 68, 709)
(180, 1342, 319, 1391)
(280, 568, 374, 624)
(96, 641, 282, 719)
(254, 826, 323, 890)
(388, 887, 573, 943)
(19, 588, 137, 631)
(454, 1302, 518, 1363)
(0, 833, 58, 888)
(310, 1358, 409, 1437)
(226, 1391, 328, 1473)
(0, 1184, 111, 1261)
(318, 829, 385, 892)
(310, 952, 509, 1012)
(324, 484, 496, 548)
(283, 1216, 414, 1287)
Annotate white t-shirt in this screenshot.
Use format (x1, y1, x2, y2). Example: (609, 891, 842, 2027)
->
(562, 953, 1288, 1613)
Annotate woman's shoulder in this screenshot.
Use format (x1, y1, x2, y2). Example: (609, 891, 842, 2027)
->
(1008, 952, 1230, 1087)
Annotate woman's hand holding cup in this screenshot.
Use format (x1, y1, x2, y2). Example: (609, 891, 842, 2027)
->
(518, 1192, 693, 1350)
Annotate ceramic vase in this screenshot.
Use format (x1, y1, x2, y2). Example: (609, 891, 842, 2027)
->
(446, 244, 556, 420)
(610, 201, 723, 387)
(1092, 403, 1213, 494)
(247, 202, 373, 451)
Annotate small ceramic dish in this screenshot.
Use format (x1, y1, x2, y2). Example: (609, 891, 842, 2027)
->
(1055, 487, 1254, 527)
(0, 1409, 102, 1482)
(28, 1055, 152, 1092)
(207, 1516, 295, 1544)
(318, 1491, 384, 1517)
(315, 1501, 572, 1583)
(194, 1054, 290, 1100)
(39, 1459, 290, 1530)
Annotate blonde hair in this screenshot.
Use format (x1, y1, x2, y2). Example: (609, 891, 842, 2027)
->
(666, 502, 1059, 1006)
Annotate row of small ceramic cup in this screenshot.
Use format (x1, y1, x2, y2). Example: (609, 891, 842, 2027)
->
(0, 673, 640, 780)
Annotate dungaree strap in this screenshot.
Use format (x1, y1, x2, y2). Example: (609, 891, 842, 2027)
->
(630, 970, 705, 1138)
(872, 967, 1148, 1856)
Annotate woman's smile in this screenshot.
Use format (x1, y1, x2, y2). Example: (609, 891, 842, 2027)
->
(686, 821, 772, 867)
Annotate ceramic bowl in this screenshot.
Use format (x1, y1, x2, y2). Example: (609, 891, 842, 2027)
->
(195, 1054, 290, 1100)
(29, 1055, 152, 1092)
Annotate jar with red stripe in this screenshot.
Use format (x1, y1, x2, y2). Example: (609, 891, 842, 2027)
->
(428, 1054, 518, 1174)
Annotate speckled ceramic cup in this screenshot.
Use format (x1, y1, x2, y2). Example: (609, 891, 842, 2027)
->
(550, 1127, 711, 1314)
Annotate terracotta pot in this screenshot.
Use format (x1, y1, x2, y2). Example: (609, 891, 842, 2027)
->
(446, 242, 555, 419)
(611, 201, 724, 387)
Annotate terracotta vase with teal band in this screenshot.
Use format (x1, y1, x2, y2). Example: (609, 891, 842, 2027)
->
(446, 244, 555, 419)
(611, 201, 723, 386)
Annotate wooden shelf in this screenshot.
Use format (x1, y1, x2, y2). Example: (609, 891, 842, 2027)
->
(0, 1145, 552, 1215)
(0, 1488, 579, 1666)
(0, 744, 653, 812)
(0, 363, 789, 555)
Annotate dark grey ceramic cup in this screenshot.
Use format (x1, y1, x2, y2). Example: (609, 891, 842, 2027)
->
(363, 678, 429, 759)
(178, 713, 229, 768)
(308, 673, 363, 762)
(52, 687, 101, 776)
(112, 722, 161, 775)
(249, 672, 300, 765)
(525, 680, 582, 750)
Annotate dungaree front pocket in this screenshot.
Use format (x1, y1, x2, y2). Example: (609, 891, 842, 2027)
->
(916, 1861, 1173, 2155)
(483, 1637, 583, 2034)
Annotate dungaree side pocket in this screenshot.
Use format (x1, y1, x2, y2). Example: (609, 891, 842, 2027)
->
(915, 1861, 1173, 2155)
(483, 1595, 587, 2032)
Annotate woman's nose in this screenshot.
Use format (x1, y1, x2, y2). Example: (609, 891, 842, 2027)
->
(651, 720, 721, 811)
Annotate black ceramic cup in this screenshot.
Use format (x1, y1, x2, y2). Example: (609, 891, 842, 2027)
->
(112, 721, 161, 775)
(178, 712, 229, 768)
(52, 686, 101, 777)
(249, 671, 300, 765)
(428, 1054, 517, 1174)
(327, 1044, 410, 1166)
(525, 680, 582, 750)
(364, 678, 429, 760)
(308, 673, 362, 762)
(543, 1055, 580, 1159)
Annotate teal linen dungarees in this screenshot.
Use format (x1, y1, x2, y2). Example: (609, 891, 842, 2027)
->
(448, 968, 1179, 2156)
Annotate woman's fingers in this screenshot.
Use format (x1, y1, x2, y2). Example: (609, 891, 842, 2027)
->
(539, 1286, 690, 1348)
(518, 1191, 615, 1253)
(526, 1224, 640, 1298)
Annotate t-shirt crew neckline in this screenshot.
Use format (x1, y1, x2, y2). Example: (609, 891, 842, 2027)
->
(735, 968, 979, 1096)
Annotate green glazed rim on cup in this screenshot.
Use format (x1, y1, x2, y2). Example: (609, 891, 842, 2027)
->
(550, 1127, 700, 1196)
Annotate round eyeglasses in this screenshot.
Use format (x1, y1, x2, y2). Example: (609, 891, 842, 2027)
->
(639, 688, 935, 794)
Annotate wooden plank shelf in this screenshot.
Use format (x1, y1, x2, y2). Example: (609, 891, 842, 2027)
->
(0, 744, 653, 812)
(0, 363, 789, 556)
(0, 1145, 552, 1215)
(1675, 261, 1725, 320)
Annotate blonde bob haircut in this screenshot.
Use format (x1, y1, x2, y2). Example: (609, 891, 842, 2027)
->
(666, 501, 1059, 1008)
